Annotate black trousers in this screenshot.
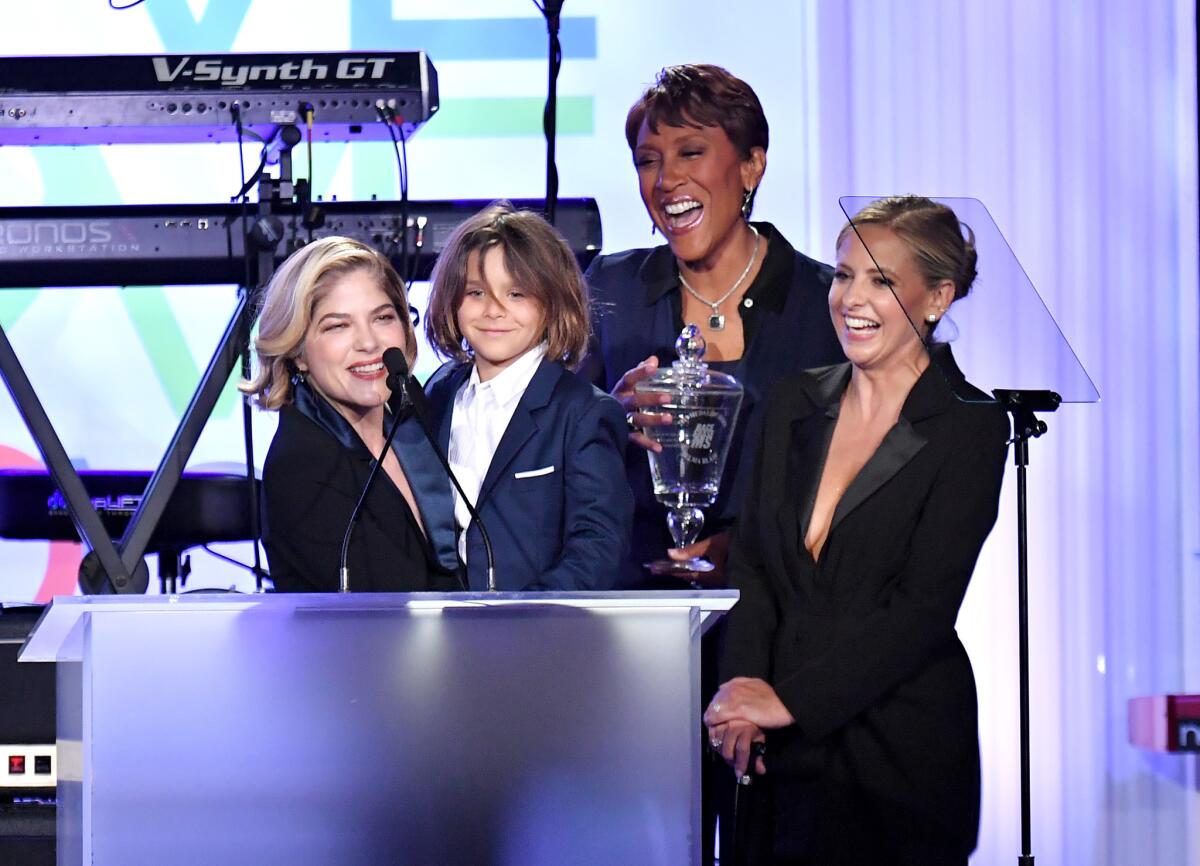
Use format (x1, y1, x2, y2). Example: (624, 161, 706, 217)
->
(739, 775, 971, 866)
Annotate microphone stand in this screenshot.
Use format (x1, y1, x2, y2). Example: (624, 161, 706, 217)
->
(993, 387, 1060, 866)
(383, 349, 497, 591)
(337, 393, 410, 593)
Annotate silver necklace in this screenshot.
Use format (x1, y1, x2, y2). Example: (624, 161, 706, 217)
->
(677, 224, 761, 331)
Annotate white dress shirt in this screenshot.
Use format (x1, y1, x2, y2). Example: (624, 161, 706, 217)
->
(448, 344, 547, 562)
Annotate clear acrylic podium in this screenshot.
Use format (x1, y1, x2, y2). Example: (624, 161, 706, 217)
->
(19, 591, 736, 866)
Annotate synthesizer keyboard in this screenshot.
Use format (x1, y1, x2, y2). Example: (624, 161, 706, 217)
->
(0, 52, 438, 145)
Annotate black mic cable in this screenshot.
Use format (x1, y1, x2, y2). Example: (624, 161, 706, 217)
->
(337, 381, 410, 593)
(533, 0, 564, 225)
(232, 124, 302, 201)
(375, 102, 413, 286)
(383, 348, 497, 592)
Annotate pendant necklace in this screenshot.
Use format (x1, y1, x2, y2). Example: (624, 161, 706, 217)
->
(678, 224, 761, 331)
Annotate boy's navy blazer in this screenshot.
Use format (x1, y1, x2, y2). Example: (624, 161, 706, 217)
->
(424, 357, 633, 592)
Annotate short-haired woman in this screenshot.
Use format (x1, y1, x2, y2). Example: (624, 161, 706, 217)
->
(582, 63, 845, 588)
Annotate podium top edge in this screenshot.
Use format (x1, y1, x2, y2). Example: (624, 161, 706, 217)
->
(18, 591, 739, 662)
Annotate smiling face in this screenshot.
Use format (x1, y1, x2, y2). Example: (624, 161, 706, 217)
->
(456, 245, 546, 382)
(296, 267, 408, 425)
(633, 118, 765, 268)
(830, 226, 954, 372)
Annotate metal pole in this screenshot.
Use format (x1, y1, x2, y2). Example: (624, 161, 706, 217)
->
(1015, 435, 1034, 866)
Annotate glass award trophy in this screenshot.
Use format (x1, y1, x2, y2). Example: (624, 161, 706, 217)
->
(635, 324, 744, 576)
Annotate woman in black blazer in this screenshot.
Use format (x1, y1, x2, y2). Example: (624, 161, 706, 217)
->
(242, 237, 460, 593)
(705, 197, 1009, 865)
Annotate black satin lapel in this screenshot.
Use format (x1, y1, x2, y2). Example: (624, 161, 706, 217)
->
(391, 417, 459, 573)
(292, 380, 371, 456)
(776, 411, 836, 570)
(830, 417, 927, 531)
(791, 412, 837, 546)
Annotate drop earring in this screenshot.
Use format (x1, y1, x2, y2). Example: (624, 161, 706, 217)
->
(741, 188, 754, 219)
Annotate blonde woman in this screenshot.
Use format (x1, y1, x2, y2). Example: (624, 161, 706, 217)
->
(242, 237, 460, 592)
(707, 197, 1007, 865)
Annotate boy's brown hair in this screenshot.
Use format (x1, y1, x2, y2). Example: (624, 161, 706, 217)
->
(425, 201, 590, 367)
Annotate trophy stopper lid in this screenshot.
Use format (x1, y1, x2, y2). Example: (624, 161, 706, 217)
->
(636, 324, 743, 398)
(676, 324, 706, 365)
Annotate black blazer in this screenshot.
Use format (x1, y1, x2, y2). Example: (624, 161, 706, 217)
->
(582, 223, 845, 586)
(261, 383, 461, 593)
(720, 349, 1009, 859)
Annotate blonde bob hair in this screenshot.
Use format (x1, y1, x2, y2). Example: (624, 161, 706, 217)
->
(425, 202, 590, 368)
(240, 236, 416, 410)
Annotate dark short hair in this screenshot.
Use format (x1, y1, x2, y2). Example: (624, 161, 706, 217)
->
(624, 64, 769, 159)
(425, 202, 590, 368)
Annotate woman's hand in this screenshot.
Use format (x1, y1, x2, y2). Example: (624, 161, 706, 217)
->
(707, 718, 767, 778)
(611, 355, 672, 452)
(666, 530, 731, 586)
(704, 677, 796, 731)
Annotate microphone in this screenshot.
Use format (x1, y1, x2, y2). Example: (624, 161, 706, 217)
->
(383, 348, 498, 592)
(337, 363, 410, 593)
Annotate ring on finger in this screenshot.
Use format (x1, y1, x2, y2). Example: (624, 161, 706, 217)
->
(626, 412, 637, 430)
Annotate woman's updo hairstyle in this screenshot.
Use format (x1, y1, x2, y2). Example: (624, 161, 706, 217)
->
(837, 195, 978, 301)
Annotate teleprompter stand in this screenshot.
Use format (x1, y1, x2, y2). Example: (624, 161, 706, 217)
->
(994, 387, 1061, 866)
